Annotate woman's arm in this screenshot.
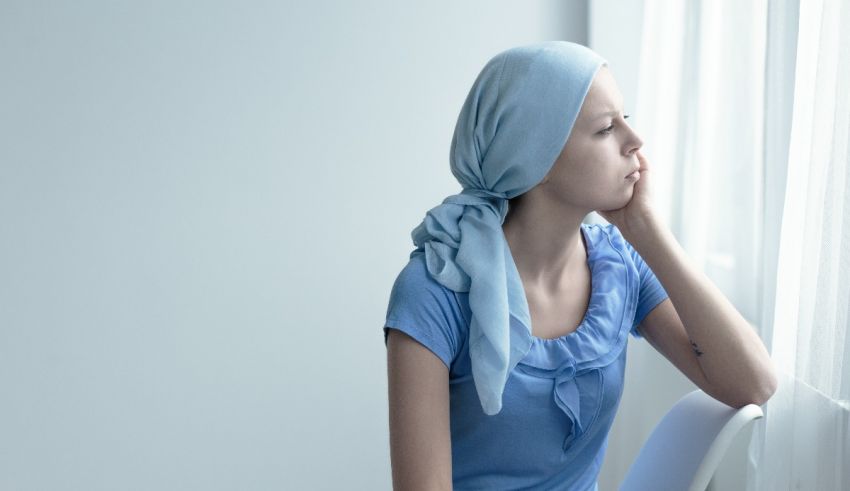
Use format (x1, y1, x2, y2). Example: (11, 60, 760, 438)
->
(624, 214, 778, 407)
(386, 329, 453, 490)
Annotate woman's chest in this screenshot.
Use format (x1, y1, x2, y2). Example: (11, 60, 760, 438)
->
(448, 345, 629, 472)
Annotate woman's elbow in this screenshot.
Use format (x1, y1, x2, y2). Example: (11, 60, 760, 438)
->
(753, 367, 779, 406)
(737, 367, 779, 408)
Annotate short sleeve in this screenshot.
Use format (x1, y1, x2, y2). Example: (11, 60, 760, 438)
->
(621, 233, 670, 339)
(383, 256, 465, 369)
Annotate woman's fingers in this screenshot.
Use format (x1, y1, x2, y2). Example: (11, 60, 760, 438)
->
(635, 150, 648, 171)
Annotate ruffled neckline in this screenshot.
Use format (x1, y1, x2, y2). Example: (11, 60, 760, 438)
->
(504, 223, 637, 372)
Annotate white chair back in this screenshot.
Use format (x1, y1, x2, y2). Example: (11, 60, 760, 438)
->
(619, 389, 764, 491)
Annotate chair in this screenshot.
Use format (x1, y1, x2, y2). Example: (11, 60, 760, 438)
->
(618, 389, 764, 491)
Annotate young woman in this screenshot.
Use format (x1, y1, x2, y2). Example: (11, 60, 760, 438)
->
(383, 41, 776, 490)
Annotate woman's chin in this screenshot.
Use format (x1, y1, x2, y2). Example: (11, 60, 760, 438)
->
(608, 194, 634, 210)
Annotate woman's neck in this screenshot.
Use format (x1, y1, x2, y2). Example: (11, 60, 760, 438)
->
(501, 198, 589, 293)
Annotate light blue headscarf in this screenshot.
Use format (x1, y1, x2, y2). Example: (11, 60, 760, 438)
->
(409, 41, 608, 416)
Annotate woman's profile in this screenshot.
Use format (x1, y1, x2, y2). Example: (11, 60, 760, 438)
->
(383, 41, 777, 491)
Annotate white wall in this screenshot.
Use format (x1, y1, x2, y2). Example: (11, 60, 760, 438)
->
(0, 1, 588, 489)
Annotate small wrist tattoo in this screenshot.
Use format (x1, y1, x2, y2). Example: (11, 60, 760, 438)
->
(689, 339, 704, 357)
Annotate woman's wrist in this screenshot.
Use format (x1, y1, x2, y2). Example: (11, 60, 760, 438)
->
(621, 210, 665, 246)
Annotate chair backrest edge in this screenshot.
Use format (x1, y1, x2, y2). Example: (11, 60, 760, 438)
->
(687, 404, 765, 491)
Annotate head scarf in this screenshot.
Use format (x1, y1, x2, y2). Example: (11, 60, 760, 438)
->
(409, 41, 608, 415)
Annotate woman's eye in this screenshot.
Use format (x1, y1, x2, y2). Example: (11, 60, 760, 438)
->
(599, 114, 631, 135)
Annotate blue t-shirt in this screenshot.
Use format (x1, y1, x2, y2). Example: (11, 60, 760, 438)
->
(383, 223, 669, 490)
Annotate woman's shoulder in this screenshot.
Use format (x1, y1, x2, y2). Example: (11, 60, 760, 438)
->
(583, 222, 648, 277)
(385, 253, 469, 366)
(393, 252, 452, 294)
(389, 253, 465, 316)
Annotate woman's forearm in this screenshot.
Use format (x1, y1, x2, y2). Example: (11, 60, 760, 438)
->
(624, 214, 778, 405)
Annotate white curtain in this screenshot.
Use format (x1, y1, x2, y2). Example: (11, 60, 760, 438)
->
(747, 0, 850, 488)
(634, 0, 766, 325)
(635, 0, 850, 488)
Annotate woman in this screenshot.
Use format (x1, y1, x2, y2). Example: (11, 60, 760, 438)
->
(383, 41, 776, 490)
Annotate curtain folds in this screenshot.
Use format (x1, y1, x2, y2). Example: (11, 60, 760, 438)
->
(747, 0, 850, 488)
(637, 0, 850, 488)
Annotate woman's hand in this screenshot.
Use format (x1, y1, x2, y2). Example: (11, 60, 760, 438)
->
(597, 150, 660, 241)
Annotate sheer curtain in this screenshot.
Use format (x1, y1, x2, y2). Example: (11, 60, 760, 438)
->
(635, 0, 850, 488)
(634, 0, 766, 325)
(747, 0, 850, 488)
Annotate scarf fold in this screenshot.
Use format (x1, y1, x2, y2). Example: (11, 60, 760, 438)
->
(409, 41, 607, 415)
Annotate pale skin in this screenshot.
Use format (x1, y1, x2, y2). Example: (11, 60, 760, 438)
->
(386, 65, 778, 490)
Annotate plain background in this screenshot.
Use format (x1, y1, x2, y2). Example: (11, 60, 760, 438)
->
(0, 1, 751, 489)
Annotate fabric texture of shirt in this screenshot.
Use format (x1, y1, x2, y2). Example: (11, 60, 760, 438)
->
(383, 223, 670, 490)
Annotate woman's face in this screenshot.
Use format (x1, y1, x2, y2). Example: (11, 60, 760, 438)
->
(539, 66, 643, 212)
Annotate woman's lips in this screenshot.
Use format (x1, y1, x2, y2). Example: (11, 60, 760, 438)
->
(626, 170, 640, 180)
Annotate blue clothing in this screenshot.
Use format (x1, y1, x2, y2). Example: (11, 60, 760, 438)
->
(383, 223, 669, 490)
